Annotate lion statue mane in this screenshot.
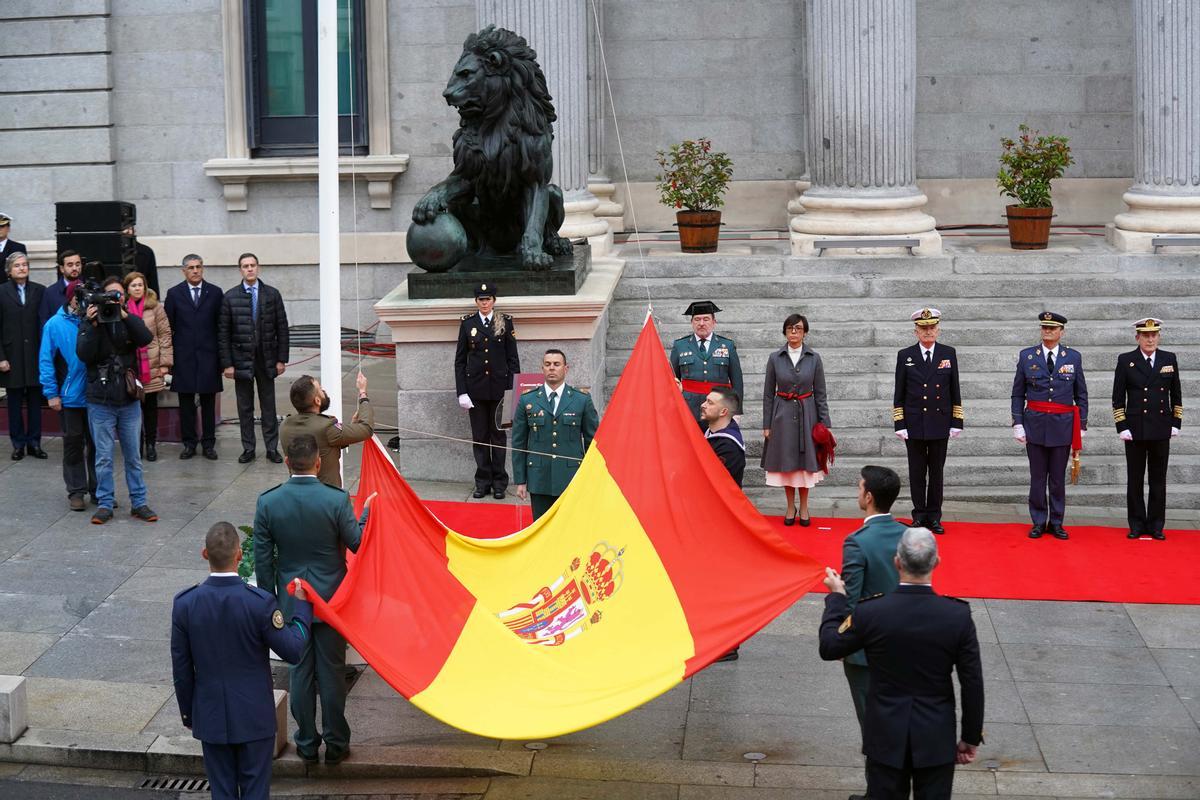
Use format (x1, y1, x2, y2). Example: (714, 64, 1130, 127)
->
(409, 26, 573, 271)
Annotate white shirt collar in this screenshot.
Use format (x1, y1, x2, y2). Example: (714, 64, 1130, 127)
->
(1041, 345, 1059, 358)
(479, 311, 492, 325)
(544, 383, 563, 400)
(210, 571, 239, 578)
(242, 280, 257, 291)
(291, 474, 319, 480)
(190, 281, 203, 291)
(863, 512, 891, 524)
(1140, 350, 1155, 366)
(899, 581, 933, 587)
(696, 334, 710, 345)
(920, 343, 935, 357)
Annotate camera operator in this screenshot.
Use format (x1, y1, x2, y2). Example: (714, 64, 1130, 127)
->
(76, 275, 158, 525)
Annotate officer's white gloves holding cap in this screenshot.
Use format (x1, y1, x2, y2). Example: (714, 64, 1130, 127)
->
(895, 429, 908, 441)
(1013, 424, 1027, 444)
(1172, 428, 1180, 438)
(457, 393, 474, 410)
(1119, 430, 1133, 441)
(949, 428, 962, 439)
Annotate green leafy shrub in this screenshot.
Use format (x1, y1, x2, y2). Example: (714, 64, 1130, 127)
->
(654, 139, 734, 212)
(997, 124, 1074, 208)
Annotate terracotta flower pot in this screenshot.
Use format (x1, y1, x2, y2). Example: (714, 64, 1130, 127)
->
(1005, 205, 1053, 250)
(676, 210, 722, 253)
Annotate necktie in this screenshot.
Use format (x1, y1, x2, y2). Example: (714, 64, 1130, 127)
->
(17, 285, 24, 306)
(924, 350, 932, 366)
(1046, 350, 1055, 372)
(549, 390, 559, 415)
(699, 338, 707, 353)
(1147, 356, 1153, 370)
(250, 285, 258, 321)
(192, 286, 200, 307)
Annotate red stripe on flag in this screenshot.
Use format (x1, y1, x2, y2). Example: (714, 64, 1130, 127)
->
(595, 317, 825, 675)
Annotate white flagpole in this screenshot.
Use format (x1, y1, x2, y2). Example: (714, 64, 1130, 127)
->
(317, 0, 343, 432)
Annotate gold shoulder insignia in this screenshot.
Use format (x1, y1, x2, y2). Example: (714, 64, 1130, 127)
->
(838, 614, 853, 634)
(860, 593, 885, 603)
(271, 609, 285, 629)
(461, 313, 472, 321)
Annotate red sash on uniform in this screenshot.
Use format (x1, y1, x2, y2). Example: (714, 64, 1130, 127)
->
(1026, 400, 1082, 451)
(681, 379, 731, 395)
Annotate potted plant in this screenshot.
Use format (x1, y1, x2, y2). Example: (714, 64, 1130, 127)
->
(997, 124, 1074, 250)
(655, 138, 733, 253)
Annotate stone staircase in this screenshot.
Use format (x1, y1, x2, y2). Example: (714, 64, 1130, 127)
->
(603, 239, 1200, 515)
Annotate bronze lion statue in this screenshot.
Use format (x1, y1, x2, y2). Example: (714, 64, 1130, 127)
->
(409, 26, 573, 271)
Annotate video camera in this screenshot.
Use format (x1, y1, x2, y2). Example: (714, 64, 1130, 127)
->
(77, 277, 123, 324)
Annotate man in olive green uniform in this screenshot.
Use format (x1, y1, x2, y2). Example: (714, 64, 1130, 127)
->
(669, 301, 743, 422)
(512, 349, 599, 520)
(280, 371, 374, 488)
(838, 465, 906, 800)
(254, 434, 371, 765)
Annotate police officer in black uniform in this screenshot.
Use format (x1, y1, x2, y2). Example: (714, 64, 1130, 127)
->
(454, 283, 520, 499)
(1112, 317, 1182, 540)
(892, 308, 963, 533)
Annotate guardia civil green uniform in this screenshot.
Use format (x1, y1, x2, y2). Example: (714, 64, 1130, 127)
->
(511, 382, 599, 520)
(669, 301, 743, 422)
(254, 475, 367, 763)
(280, 397, 374, 488)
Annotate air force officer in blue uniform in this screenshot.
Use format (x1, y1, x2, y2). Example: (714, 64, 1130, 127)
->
(1011, 312, 1088, 540)
(171, 521, 312, 800)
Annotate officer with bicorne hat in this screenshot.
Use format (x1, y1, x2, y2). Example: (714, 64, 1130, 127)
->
(669, 301, 743, 422)
(1112, 317, 1182, 541)
(892, 307, 963, 534)
(1011, 311, 1088, 540)
(454, 282, 520, 499)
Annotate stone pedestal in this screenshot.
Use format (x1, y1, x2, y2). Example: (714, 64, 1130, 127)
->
(375, 253, 624, 483)
(478, 0, 610, 255)
(791, 0, 941, 256)
(0, 675, 28, 744)
(272, 689, 288, 756)
(1107, 0, 1200, 252)
(408, 244, 592, 299)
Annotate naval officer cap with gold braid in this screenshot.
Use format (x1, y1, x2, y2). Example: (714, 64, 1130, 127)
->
(911, 307, 942, 326)
(1134, 317, 1163, 332)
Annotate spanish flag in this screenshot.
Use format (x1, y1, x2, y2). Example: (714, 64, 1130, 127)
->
(298, 316, 824, 738)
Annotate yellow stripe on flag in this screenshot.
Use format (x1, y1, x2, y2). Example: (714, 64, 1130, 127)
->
(411, 449, 694, 739)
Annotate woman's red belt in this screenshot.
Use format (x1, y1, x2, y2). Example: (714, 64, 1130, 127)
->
(1025, 400, 1082, 451)
(681, 379, 731, 394)
(776, 390, 814, 401)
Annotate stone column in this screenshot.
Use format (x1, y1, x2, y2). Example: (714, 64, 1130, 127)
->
(1107, 0, 1200, 252)
(586, 0, 625, 233)
(791, 0, 940, 256)
(477, 0, 612, 254)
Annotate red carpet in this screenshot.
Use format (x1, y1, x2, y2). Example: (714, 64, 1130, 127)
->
(422, 501, 1200, 605)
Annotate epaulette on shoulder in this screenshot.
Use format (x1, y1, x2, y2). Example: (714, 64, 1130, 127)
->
(243, 582, 270, 598)
(174, 584, 200, 599)
(502, 313, 513, 320)
(461, 313, 472, 320)
(520, 385, 541, 396)
(674, 334, 691, 343)
(859, 592, 885, 603)
(261, 483, 283, 495)
(320, 483, 349, 495)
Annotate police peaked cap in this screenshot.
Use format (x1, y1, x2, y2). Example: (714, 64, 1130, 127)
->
(684, 301, 722, 317)
(473, 282, 497, 299)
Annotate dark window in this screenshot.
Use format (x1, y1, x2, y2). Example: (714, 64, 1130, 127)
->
(246, 0, 368, 157)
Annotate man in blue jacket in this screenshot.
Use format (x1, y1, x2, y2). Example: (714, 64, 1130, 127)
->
(38, 279, 96, 511)
(172, 521, 312, 800)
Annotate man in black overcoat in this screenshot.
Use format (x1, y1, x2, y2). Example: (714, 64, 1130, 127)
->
(819, 527, 984, 800)
(165, 254, 223, 459)
(0, 251, 46, 459)
(1112, 317, 1183, 540)
(454, 282, 520, 499)
(0, 212, 26, 286)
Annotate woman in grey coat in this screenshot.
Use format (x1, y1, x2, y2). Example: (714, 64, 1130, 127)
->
(761, 314, 830, 525)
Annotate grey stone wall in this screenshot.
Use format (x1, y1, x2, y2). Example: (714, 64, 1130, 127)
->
(915, 0, 1134, 179)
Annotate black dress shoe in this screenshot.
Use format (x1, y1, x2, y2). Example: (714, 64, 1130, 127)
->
(11, 448, 23, 461)
(1150, 530, 1166, 540)
(715, 647, 740, 662)
(27, 445, 47, 459)
(238, 450, 256, 464)
(493, 488, 506, 499)
(144, 443, 157, 462)
(930, 521, 945, 534)
(324, 747, 350, 765)
(180, 446, 196, 460)
(783, 515, 795, 526)
(265, 450, 283, 464)
(1050, 525, 1070, 540)
(472, 488, 487, 499)
(203, 448, 218, 461)
(798, 517, 811, 527)
(297, 748, 319, 765)
(1128, 529, 1144, 539)
(1028, 525, 1043, 539)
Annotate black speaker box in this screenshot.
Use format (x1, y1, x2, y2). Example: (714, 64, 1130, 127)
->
(56, 232, 137, 278)
(55, 201, 136, 233)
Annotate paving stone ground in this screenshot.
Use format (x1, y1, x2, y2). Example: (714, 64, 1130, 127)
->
(0, 350, 1197, 798)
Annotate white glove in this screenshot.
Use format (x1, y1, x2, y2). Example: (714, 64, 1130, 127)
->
(949, 428, 962, 439)
(1013, 424, 1027, 444)
(457, 393, 474, 410)
(1171, 427, 1180, 438)
(1119, 429, 1133, 441)
(895, 429, 909, 441)
(1080, 429, 1088, 439)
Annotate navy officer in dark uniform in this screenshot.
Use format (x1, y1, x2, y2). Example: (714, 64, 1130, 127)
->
(171, 521, 312, 800)
(819, 527, 984, 800)
(892, 307, 963, 533)
(1012, 311, 1088, 540)
(670, 301, 743, 422)
(1113, 317, 1182, 540)
(454, 282, 520, 498)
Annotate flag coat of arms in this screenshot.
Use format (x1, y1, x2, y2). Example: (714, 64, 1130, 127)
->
(297, 317, 824, 738)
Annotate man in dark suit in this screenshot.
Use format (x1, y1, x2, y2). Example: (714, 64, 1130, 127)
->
(165, 255, 223, 459)
(454, 282, 520, 499)
(838, 464, 906, 784)
(893, 308, 962, 533)
(1012, 311, 1088, 540)
(0, 212, 26, 286)
(820, 527, 985, 800)
(38, 250, 84, 327)
(171, 521, 312, 800)
(1113, 317, 1183, 540)
(0, 252, 47, 459)
(254, 434, 371, 765)
(219, 252, 289, 464)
